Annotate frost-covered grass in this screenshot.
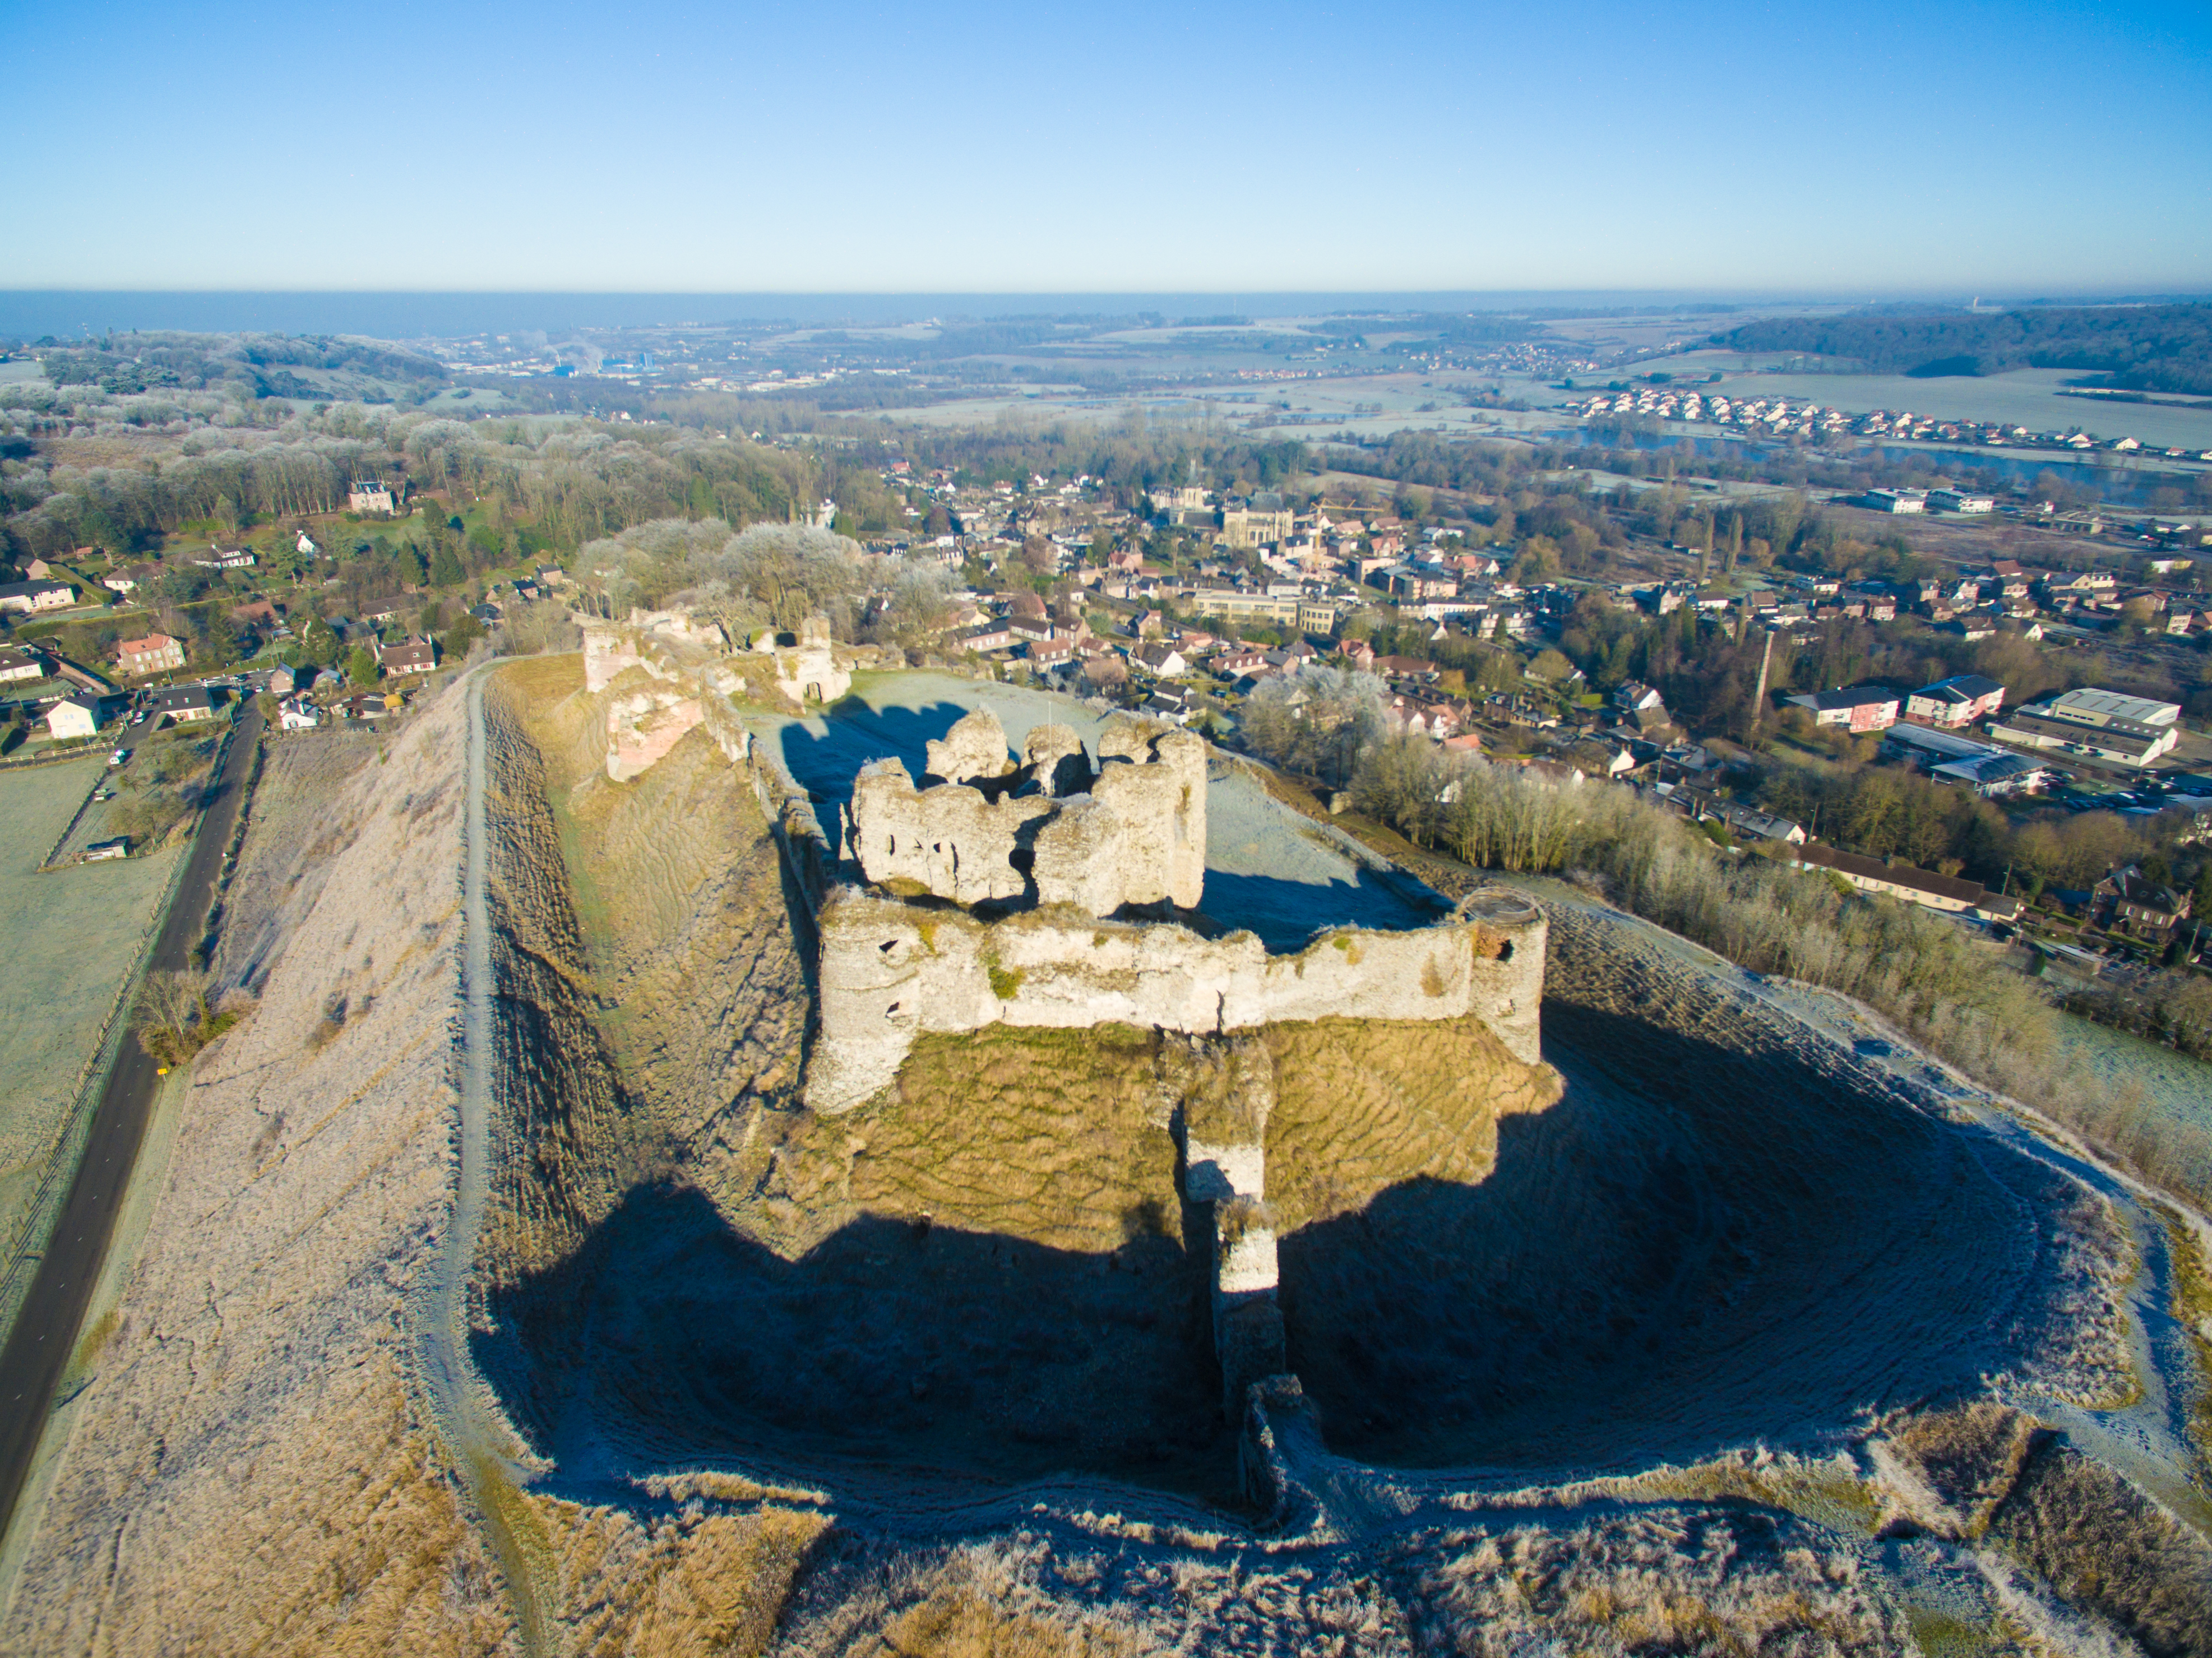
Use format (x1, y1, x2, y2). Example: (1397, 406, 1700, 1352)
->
(0, 759, 181, 1245)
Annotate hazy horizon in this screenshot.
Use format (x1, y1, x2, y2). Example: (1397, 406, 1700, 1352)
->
(10, 0, 2209, 295)
(5, 287, 2210, 343)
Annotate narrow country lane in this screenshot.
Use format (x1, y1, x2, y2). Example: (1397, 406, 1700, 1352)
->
(0, 701, 265, 1545)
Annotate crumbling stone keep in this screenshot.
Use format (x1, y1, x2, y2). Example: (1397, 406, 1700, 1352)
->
(759, 614, 850, 706)
(924, 708, 1017, 787)
(849, 708, 1206, 917)
(848, 758, 1054, 906)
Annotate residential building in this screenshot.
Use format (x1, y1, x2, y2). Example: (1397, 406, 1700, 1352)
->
(277, 696, 322, 730)
(102, 562, 161, 595)
(1861, 489, 1926, 514)
(0, 580, 75, 614)
(1787, 686, 1900, 733)
(1791, 842, 2020, 921)
(1372, 655, 1440, 682)
(348, 480, 400, 514)
(1712, 802, 1806, 845)
(193, 547, 255, 570)
(957, 623, 1012, 653)
(1141, 690, 1191, 724)
(1905, 674, 2006, 728)
(336, 691, 400, 720)
(1135, 643, 1189, 678)
(377, 636, 439, 675)
(46, 691, 124, 740)
(0, 646, 47, 684)
(2092, 865, 2191, 939)
(2039, 571, 2116, 599)
(148, 685, 219, 724)
(118, 633, 189, 677)
(115, 633, 186, 677)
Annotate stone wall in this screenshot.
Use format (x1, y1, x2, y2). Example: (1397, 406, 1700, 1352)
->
(746, 754, 838, 915)
(847, 708, 1207, 918)
(604, 690, 704, 781)
(807, 886, 1545, 1112)
(758, 615, 850, 706)
(582, 608, 728, 693)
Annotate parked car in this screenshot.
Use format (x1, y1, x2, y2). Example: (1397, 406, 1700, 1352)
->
(108, 748, 128, 766)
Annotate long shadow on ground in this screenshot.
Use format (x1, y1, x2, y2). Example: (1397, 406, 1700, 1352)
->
(485, 1185, 1239, 1499)
(1280, 1001, 2085, 1472)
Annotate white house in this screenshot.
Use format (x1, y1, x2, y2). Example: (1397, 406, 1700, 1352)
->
(0, 580, 76, 614)
(1905, 674, 2006, 728)
(0, 646, 47, 684)
(47, 691, 123, 740)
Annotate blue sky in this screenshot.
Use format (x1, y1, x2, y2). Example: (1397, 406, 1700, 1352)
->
(7, 0, 2208, 294)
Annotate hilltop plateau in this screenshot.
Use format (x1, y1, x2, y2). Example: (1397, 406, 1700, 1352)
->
(2, 646, 2208, 1658)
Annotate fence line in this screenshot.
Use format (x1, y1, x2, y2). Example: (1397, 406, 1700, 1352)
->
(0, 715, 248, 1335)
(34, 764, 110, 872)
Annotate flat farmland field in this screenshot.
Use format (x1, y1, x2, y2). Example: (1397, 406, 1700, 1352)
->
(0, 759, 184, 1249)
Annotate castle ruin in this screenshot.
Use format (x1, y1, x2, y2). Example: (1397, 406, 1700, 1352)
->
(575, 606, 1552, 1469)
(845, 707, 1206, 914)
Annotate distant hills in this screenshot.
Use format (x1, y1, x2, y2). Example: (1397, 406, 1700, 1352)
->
(26, 332, 447, 402)
(1713, 303, 2212, 395)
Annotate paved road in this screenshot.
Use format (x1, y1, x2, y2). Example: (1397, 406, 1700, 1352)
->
(0, 701, 263, 1547)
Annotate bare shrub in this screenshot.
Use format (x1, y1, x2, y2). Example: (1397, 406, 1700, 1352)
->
(306, 993, 348, 1053)
(135, 969, 250, 1068)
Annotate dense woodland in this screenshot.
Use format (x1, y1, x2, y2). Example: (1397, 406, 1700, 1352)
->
(28, 331, 450, 401)
(1716, 303, 2212, 395)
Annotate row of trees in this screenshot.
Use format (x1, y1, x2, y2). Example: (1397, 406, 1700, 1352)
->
(0, 402, 827, 566)
(1236, 703, 2212, 1205)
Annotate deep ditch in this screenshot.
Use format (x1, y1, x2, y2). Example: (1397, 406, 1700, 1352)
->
(433, 659, 2212, 1655)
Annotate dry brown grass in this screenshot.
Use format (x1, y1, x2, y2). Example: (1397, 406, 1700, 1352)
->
(41, 1361, 519, 1658)
(1988, 1436, 2212, 1658)
(867, 1588, 1139, 1658)
(765, 1009, 1561, 1257)
(530, 1494, 826, 1658)
(2160, 1208, 2212, 1467)
(1262, 1012, 1560, 1233)
(772, 1022, 1177, 1255)
(1875, 1402, 2042, 1537)
(1417, 1512, 1909, 1658)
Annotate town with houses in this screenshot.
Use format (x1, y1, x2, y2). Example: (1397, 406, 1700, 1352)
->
(1570, 382, 2212, 462)
(2, 437, 2208, 967)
